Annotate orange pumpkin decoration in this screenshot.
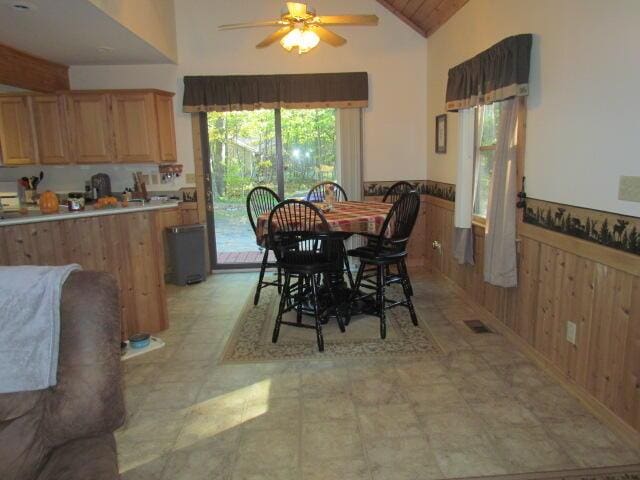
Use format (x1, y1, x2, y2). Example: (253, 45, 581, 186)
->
(39, 190, 59, 214)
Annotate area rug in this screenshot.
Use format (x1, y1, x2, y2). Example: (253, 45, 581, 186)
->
(220, 285, 443, 362)
(453, 464, 640, 480)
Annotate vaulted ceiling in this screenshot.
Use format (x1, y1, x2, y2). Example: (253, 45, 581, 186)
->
(376, 0, 469, 37)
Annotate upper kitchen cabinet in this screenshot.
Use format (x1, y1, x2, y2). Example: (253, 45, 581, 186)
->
(112, 92, 158, 163)
(66, 93, 114, 164)
(0, 96, 36, 165)
(155, 93, 177, 163)
(31, 95, 71, 165)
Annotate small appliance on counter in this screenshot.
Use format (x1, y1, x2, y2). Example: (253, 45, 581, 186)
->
(67, 192, 86, 211)
(0, 182, 20, 212)
(91, 173, 112, 198)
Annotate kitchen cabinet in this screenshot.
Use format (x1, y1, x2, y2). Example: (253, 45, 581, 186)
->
(31, 95, 71, 165)
(0, 90, 178, 165)
(66, 93, 114, 164)
(0, 96, 36, 165)
(155, 93, 177, 163)
(112, 92, 158, 163)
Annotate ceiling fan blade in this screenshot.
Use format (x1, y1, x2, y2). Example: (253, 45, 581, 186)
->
(314, 15, 379, 26)
(219, 20, 283, 30)
(256, 26, 293, 48)
(313, 26, 347, 47)
(287, 2, 308, 18)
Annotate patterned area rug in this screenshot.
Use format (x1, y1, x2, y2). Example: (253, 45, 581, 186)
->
(220, 285, 443, 362)
(455, 464, 640, 480)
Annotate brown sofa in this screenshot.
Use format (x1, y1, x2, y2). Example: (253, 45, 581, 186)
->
(0, 271, 125, 480)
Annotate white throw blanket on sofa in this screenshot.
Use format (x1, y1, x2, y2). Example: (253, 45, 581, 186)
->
(0, 264, 81, 393)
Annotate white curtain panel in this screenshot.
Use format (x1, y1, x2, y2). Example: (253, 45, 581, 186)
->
(336, 108, 364, 251)
(336, 108, 363, 201)
(453, 108, 475, 265)
(484, 98, 518, 287)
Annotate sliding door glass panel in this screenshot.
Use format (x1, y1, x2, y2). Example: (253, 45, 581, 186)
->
(280, 108, 337, 199)
(207, 110, 276, 263)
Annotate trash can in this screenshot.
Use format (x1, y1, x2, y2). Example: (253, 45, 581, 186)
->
(166, 224, 206, 286)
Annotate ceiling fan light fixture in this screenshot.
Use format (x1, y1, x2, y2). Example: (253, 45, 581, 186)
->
(280, 27, 319, 54)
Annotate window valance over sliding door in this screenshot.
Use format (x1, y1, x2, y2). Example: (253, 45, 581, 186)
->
(183, 72, 368, 112)
(446, 34, 532, 111)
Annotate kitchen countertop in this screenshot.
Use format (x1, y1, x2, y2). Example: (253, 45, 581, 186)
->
(0, 201, 180, 226)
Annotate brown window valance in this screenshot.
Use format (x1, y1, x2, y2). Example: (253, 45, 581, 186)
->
(183, 72, 368, 112)
(446, 34, 532, 111)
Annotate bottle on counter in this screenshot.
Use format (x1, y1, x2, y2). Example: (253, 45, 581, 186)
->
(67, 192, 85, 211)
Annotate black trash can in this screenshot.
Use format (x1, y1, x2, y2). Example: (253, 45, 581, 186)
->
(166, 224, 206, 286)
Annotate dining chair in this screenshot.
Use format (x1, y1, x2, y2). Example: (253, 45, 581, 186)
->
(307, 181, 348, 202)
(246, 186, 281, 305)
(382, 181, 415, 204)
(268, 200, 345, 352)
(346, 192, 421, 339)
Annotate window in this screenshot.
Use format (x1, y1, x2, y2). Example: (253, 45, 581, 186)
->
(473, 102, 502, 218)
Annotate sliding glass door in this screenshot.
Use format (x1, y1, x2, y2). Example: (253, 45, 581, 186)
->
(203, 108, 337, 268)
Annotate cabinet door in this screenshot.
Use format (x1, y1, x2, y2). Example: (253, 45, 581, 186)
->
(32, 95, 71, 165)
(67, 93, 114, 164)
(112, 93, 158, 163)
(154, 93, 177, 163)
(0, 96, 36, 165)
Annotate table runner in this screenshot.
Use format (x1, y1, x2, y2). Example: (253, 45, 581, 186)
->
(255, 201, 392, 245)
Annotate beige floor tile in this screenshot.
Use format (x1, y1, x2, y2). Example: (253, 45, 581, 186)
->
(154, 360, 213, 384)
(302, 393, 358, 423)
(358, 403, 422, 439)
(120, 454, 168, 480)
(242, 397, 300, 431)
(302, 457, 370, 480)
(139, 381, 202, 412)
(433, 443, 508, 478)
(161, 438, 237, 480)
(365, 435, 439, 473)
(301, 420, 364, 460)
(232, 467, 301, 480)
(301, 368, 351, 398)
(351, 375, 407, 406)
(469, 397, 541, 429)
(235, 428, 300, 472)
(394, 358, 450, 387)
(404, 382, 468, 415)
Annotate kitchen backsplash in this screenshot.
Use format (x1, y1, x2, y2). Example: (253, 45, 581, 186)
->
(0, 164, 195, 195)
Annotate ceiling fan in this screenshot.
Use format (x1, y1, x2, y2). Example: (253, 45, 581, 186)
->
(218, 2, 379, 54)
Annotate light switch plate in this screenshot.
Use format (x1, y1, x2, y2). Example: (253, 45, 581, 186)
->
(618, 176, 640, 202)
(186, 173, 196, 184)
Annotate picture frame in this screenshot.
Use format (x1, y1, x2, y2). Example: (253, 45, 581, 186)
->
(435, 114, 447, 154)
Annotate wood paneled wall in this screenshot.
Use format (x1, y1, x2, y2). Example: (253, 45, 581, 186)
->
(423, 195, 640, 441)
(0, 207, 182, 339)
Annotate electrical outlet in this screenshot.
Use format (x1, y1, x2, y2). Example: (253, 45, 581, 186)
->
(566, 321, 577, 345)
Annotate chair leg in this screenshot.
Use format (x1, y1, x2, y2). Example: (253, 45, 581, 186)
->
(272, 272, 291, 343)
(378, 265, 387, 339)
(401, 258, 414, 296)
(342, 245, 355, 288)
(296, 276, 303, 325)
(346, 262, 366, 326)
(277, 266, 282, 293)
(310, 274, 324, 352)
(326, 276, 346, 333)
(254, 249, 269, 305)
(399, 260, 418, 326)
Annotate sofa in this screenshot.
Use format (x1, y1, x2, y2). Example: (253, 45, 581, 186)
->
(0, 271, 125, 480)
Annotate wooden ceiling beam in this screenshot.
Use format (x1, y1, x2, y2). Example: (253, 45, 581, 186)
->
(376, 0, 428, 38)
(0, 43, 69, 92)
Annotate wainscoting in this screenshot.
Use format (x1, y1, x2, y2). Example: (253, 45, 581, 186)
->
(422, 195, 640, 444)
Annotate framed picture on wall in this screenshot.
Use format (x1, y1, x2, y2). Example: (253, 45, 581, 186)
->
(435, 114, 447, 153)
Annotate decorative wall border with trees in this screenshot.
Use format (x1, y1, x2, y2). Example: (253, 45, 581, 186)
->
(523, 198, 640, 256)
(363, 180, 455, 201)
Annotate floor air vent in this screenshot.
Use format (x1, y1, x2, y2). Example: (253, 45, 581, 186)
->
(464, 320, 492, 334)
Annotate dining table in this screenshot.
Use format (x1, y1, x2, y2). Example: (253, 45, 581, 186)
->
(255, 200, 393, 321)
(254, 200, 392, 246)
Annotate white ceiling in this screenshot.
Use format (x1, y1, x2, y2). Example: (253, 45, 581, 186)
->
(0, 0, 173, 65)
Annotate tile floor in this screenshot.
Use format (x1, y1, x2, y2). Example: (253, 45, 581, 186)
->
(118, 270, 640, 480)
